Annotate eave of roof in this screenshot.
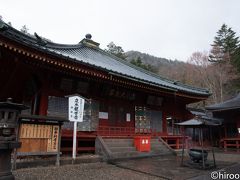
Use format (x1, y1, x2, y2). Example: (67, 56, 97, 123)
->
(175, 118, 220, 126)
(0, 20, 210, 97)
(206, 94, 240, 111)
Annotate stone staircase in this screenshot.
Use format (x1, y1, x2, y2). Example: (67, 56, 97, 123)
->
(95, 136, 175, 161)
(151, 138, 175, 154)
(104, 138, 140, 159)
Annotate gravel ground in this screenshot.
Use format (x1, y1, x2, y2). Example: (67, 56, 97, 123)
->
(13, 162, 163, 180)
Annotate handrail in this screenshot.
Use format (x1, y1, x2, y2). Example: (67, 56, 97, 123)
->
(158, 137, 177, 155)
(97, 125, 168, 137)
(97, 126, 152, 136)
(95, 136, 111, 160)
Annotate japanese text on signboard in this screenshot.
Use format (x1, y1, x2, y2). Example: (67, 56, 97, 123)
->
(68, 96, 85, 122)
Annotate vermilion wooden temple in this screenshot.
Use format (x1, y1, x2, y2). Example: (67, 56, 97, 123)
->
(206, 94, 240, 151)
(0, 20, 210, 154)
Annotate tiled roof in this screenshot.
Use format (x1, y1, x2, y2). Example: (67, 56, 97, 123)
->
(206, 94, 240, 111)
(0, 20, 210, 96)
(176, 118, 220, 126)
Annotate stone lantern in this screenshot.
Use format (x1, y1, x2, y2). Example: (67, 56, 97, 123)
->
(0, 98, 28, 180)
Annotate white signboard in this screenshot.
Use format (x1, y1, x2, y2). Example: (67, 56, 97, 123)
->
(99, 112, 108, 119)
(68, 96, 85, 122)
(126, 113, 131, 122)
(68, 95, 85, 160)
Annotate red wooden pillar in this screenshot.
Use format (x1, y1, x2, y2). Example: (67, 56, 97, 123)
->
(39, 88, 48, 116)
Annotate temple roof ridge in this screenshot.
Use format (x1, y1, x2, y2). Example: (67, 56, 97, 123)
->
(0, 20, 210, 97)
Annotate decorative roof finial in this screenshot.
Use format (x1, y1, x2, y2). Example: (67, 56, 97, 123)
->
(79, 34, 99, 47)
(85, 34, 92, 39)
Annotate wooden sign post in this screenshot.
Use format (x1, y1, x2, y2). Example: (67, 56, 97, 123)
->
(68, 96, 85, 160)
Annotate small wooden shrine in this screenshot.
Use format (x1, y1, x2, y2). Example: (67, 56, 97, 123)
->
(206, 94, 240, 151)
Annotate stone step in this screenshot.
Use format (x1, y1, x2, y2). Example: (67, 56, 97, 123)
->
(100, 137, 174, 160)
(109, 147, 136, 152)
(151, 145, 164, 149)
(150, 150, 173, 155)
(104, 141, 134, 147)
(151, 142, 165, 146)
(151, 139, 161, 143)
(151, 142, 162, 146)
(103, 138, 133, 143)
(150, 139, 172, 154)
(151, 148, 171, 152)
(110, 150, 172, 160)
(96, 136, 175, 161)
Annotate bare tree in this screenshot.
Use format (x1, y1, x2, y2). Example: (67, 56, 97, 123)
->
(188, 50, 239, 104)
(188, 51, 219, 104)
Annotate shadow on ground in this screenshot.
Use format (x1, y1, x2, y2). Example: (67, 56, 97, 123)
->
(113, 155, 236, 180)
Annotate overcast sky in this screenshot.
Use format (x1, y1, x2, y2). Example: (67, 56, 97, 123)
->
(1, 0, 240, 61)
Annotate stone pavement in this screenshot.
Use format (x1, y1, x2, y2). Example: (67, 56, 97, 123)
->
(13, 162, 163, 180)
(13, 154, 239, 180)
(113, 155, 235, 180)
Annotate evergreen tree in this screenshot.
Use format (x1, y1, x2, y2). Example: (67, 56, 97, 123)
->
(105, 42, 126, 59)
(232, 47, 240, 73)
(209, 24, 239, 62)
(208, 24, 240, 101)
(130, 56, 157, 73)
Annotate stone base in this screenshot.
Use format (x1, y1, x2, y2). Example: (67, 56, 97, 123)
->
(0, 146, 19, 180)
(0, 172, 14, 180)
(0, 142, 21, 149)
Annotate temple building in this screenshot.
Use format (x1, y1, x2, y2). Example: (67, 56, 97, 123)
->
(206, 94, 240, 151)
(0, 20, 210, 157)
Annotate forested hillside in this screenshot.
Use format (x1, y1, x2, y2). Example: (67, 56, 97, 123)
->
(106, 24, 240, 107)
(125, 50, 191, 84)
